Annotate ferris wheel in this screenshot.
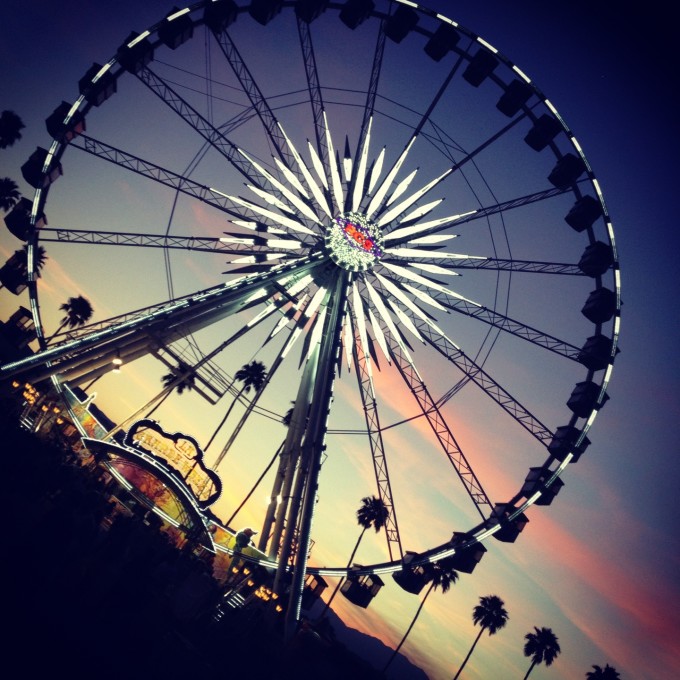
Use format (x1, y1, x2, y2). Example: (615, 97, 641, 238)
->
(2, 0, 620, 625)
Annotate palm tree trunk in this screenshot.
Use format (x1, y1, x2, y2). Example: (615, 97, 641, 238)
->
(523, 659, 537, 680)
(102, 327, 254, 443)
(224, 442, 284, 527)
(453, 627, 484, 679)
(212, 385, 266, 467)
(103, 382, 178, 442)
(318, 527, 368, 619)
(46, 320, 68, 344)
(144, 388, 172, 418)
(383, 582, 434, 672)
(204, 385, 245, 453)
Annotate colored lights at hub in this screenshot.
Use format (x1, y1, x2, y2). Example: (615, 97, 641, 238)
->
(324, 212, 384, 272)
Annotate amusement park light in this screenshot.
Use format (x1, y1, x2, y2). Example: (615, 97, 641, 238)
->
(112, 355, 123, 373)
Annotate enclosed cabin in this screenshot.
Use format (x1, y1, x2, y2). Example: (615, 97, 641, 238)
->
(448, 532, 487, 574)
(392, 551, 435, 595)
(46, 101, 86, 142)
(341, 566, 384, 608)
(302, 572, 328, 610)
(0, 249, 32, 295)
(462, 49, 498, 87)
(548, 425, 590, 464)
(0, 306, 36, 360)
(424, 22, 460, 62)
(521, 467, 565, 506)
(21, 147, 62, 189)
(547, 153, 586, 190)
(4, 197, 46, 242)
(578, 334, 615, 372)
(489, 503, 529, 543)
(524, 114, 562, 152)
(567, 380, 609, 418)
(339, 0, 374, 30)
(249, 0, 283, 25)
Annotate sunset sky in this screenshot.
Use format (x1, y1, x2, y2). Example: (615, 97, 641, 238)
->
(1, 2, 678, 679)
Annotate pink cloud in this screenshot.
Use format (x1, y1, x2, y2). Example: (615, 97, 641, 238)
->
(526, 510, 680, 675)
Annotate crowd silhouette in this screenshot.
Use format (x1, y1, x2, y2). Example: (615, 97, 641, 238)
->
(1, 410, 382, 679)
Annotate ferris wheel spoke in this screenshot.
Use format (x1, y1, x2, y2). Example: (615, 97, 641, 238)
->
(296, 15, 332, 190)
(375, 264, 582, 360)
(384, 186, 573, 245)
(426, 284, 581, 361)
(210, 25, 305, 185)
(348, 308, 403, 562)
(68, 133, 314, 242)
(373, 112, 531, 231)
(39, 227, 307, 257)
(356, 280, 493, 517)
(1, 254, 326, 383)
(355, 11, 463, 216)
(136, 66, 263, 185)
(385, 250, 584, 276)
(411, 315, 555, 445)
(135, 65, 322, 233)
(346, 14, 387, 208)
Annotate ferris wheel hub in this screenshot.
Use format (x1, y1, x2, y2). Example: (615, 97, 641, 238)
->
(324, 211, 384, 272)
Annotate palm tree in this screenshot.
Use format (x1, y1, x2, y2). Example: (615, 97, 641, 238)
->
(383, 556, 459, 673)
(319, 495, 389, 618)
(145, 360, 197, 417)
(51, 295, 94, 339)
(0, 177, 21, 211)
(586, 664, 621, 679)
(281, 401, 295, 427)
(453, 594, 509, 679)
(0, 110, 25, 149)
(523, 626, 561, 679)
(204, 359, 267, 453)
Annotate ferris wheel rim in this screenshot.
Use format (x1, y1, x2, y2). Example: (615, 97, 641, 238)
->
(15, 0, 621, 579)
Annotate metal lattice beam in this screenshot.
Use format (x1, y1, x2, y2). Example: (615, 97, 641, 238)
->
(350, 313, 403, 561)
(70, 134, 264, 222)
(297, 15, 330, 183)
(385, 186, 571, 245)
(356, 280, 493, 518)
(0, 255, 325, 383)
(379, 272, 582, 361)
(414, 317, 555, 444)
(39, 228, 299, 256)
(212, 28, 300, 178)
(383, 254, 583, 276)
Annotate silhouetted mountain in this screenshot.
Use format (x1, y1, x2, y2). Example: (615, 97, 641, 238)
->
(305, 600, 430, 679)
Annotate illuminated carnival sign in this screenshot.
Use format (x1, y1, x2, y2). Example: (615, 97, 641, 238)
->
(124, 419, 222, 509)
